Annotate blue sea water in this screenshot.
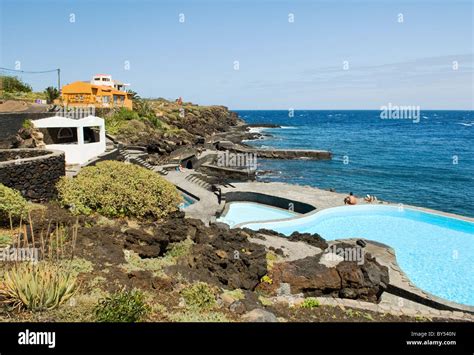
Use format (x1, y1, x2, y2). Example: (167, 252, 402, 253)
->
(236, 110, 474, 218)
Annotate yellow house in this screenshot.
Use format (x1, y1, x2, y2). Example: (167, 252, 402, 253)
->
(61, 75, 132, 109)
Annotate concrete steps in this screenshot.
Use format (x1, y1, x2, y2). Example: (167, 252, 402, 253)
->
(185, 174, 212, 190)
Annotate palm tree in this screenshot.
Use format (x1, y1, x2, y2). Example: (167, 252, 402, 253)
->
(126, 90, 140, 101)
(44, 86, 60, 104)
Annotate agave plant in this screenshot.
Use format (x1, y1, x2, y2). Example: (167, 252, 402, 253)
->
(0, 262, 77, 311)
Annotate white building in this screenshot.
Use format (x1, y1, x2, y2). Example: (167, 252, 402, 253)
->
(90, 74, 129, 92)
(32, 115, 106, 165)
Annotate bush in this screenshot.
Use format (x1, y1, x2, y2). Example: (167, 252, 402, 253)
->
(300, 297, 320, 309)
(0, 184, 28, 224)
(0, 234, 12, 247)
(44, 86, 60, 104)
(94, 289, 149, 322)
(181, 282, 216, 311)
(56, 161, 182, 220)
(0, 262, 78, 311)
(105, 108, 140, 135)
(0, 76, 32, 93)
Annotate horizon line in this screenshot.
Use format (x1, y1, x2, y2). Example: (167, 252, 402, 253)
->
(228, 108, 474, 111)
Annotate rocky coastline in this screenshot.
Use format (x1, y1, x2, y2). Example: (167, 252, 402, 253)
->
(1, 100, 471, 323)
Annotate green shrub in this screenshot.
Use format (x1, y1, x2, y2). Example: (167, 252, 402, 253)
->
(260, 275, 273, 285)
(56, 161, 182, 219)
(0, 184, 28, 224)
(0, 262, 78, 311)
(0, 234, 12, 247)
(94, 289, 150, 322)
(105, 108, 140, 135)
(22, 119, 33, 129)
(300, 297, 320, 309)
(181, 282, 216, 311)
(113, 107, 140, 121)
(1, 76, 32, 93)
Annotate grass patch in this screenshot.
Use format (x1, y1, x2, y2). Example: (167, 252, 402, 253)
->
(300, 297, 320, 309)
(121, 238, 193, 277)
(168, 310, 229, 322)
(266, 251, 278, 270)
(94, 289, 150, 322)
(59, 258, 94, 277)
(221, 288, 245, 301)
(258, 295, 273, 307)
(0, 234, 12, 248)
(181, 282, 217, 311)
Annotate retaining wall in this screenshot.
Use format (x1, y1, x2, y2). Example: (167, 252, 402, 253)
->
(0, 148, 65, 201)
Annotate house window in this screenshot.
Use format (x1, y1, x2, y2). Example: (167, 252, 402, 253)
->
(83, 126, 100, 144)
(102, 96, 110, 103)
(58, 127, 74, 139)
(39, 127, 78, 145)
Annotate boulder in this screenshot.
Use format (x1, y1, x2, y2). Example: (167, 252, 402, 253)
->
(268, 251, 389, 303)
(229, 300, 246, 314)
(287, 232, 328, 250)
(271, 256, 342, 295)
(181, 227, 267, 290)
(241, 309, 278, 323)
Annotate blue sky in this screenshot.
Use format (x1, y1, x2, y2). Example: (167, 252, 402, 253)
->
(1, 0, 473, 109)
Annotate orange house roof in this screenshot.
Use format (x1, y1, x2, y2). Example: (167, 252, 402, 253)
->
(62, 81, 93, 94)
(63, 81, 129, 96)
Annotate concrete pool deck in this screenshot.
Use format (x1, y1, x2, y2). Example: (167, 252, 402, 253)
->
(162, 175, 474, 225)
(221, 181, 474, 222)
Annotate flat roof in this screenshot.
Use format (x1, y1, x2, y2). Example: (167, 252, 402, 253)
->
(32, 115, 104, 128)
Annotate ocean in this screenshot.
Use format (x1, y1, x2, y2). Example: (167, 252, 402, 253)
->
(236, 110, 474, 218)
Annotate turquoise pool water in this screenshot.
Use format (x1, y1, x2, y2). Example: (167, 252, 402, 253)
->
(241, 205, 474, 306)
(217, 202, 298, 228)
(179, 192, 197, 209)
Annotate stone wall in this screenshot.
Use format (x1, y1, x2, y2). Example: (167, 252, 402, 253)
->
(224, 191, 316, 214)
(0, 149, 65, 201)
(0, 112, 53, 140)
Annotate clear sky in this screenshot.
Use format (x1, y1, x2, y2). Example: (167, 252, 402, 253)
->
(1, 0, 473, 109)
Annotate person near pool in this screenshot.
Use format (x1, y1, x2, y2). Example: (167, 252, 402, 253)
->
(344, 192, 357, 205)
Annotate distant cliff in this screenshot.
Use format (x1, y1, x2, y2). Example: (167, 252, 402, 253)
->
(106, 98, 242, 153)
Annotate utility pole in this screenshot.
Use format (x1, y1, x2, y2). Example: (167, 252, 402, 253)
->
(57, 68, 61, 92)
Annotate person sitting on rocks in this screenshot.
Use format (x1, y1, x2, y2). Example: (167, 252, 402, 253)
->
(364, 194, 378, 203)
(344, 192, 357, 205)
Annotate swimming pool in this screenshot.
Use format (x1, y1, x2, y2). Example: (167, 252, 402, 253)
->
(241, 205, 474, 306)
(179, 192, 197, 209)
(217, 201, 298, 228)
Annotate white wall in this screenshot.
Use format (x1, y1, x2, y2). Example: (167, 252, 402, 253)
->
(45, 141, 105, 165)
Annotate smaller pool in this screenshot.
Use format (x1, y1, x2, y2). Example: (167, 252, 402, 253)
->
(180, 192, 197, 209)
(217, 201, 298, 228)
